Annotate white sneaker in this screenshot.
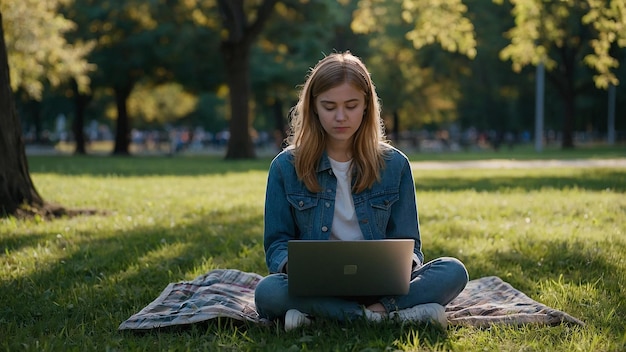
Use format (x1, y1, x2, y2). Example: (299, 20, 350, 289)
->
(390, 303, 448, 328)
(364, 310, 384, 323)
(284, 309, 312, 331)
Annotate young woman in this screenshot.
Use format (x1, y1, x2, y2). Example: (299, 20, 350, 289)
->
(254, 52, 468, 331)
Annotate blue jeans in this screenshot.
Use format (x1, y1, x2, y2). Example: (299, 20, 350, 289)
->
(254, 257, 468, 321)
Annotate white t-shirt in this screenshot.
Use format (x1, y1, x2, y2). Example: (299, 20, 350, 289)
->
(328, 158, 364, 241)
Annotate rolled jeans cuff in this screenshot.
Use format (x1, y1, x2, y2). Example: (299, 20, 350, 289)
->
(378, 296, 400, 313)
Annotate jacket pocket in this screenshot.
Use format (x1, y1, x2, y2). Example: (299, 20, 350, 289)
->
(287, 194, 318, 235)
(369, 192, 399, 234)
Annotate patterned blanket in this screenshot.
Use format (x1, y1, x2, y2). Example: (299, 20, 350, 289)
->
(118, 269, 584, 331)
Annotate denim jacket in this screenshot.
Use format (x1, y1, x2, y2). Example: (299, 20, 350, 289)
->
(263, 146, 423, 274)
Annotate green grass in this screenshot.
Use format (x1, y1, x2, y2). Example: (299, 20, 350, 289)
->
(406, 143, 626, 161)
(1, 147, 625, 351)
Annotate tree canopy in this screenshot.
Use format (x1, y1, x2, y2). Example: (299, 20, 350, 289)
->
(2, 0, 93, 100)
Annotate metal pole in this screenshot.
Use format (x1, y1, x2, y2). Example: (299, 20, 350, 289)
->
(535, 62, 545, 152)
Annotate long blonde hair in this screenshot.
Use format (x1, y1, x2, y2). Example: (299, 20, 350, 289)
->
(286, 52, 390, 193)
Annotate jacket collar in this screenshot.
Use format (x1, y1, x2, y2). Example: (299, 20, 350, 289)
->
(317, 151, 333, 173)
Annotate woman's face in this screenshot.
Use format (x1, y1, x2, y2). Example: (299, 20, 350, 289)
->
(314, 82, 366, 149)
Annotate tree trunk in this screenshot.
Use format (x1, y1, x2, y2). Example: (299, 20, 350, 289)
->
(0, 13, 45, 216)
(72, 79, 89, 155)
(559, 52, 576, 149)
(222, 42, 255, 159)
(218, 0, 277, 159)
(112, 83, 133, 155)
(272, 97, 286, 150)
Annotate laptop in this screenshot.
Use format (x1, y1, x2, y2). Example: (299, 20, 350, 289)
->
(287, 239, 414, 296)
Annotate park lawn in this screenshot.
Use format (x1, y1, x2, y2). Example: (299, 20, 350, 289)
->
(1, 153, 625, 351)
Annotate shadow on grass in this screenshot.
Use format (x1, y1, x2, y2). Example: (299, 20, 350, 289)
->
(429, 236, 626, 335)
(415, 169, 626, 192)
(28, 156, 625, 193)
(0, 206, 265, 350)
(0, 232, 49, 256)
(27, 155, 274, 177)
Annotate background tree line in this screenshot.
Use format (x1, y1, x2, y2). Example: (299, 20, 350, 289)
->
(6, 0, 626, 156)
(1, 0, 625, 216)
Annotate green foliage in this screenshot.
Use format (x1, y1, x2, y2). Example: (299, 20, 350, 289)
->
(251, 0, 354, 114)
(0, 153, 625, 350)
(497, 0, 626, 89)
(56, 0, 226, 145)
(126, 82, 199, 123)
(457, 0, 534, 132)
(65, 0, 207, 88)
(2, 0, 94, 99)
(352, 0, 476, 59)
(351, 0, 476, 128)
(582, 0, 626, 88)
(185, 92, 230, 132)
